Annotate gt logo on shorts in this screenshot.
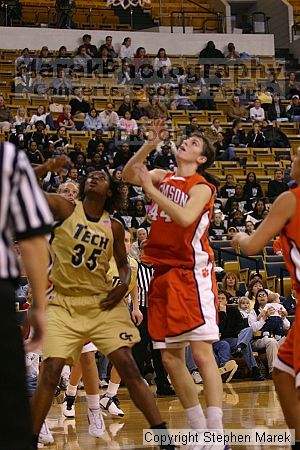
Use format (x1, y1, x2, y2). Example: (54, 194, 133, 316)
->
(119, 332, 133, 342)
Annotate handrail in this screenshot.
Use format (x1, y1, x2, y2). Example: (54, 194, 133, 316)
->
(292, 20, 300, 42)
(251, 12, 270, 34)
(170, 9, 223, 33)
(210, 245, 260, 274)
(185, 0, 219, 17)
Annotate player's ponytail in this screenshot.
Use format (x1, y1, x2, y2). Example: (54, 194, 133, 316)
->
(191, 132, 219, 188)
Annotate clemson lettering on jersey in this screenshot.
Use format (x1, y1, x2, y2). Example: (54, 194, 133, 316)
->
(159, 183, 189, 207)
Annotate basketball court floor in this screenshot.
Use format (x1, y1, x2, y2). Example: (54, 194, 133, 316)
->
(44, 380, 289, 449)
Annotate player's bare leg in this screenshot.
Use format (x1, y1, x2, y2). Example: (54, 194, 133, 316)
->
(100, 365, 124, 417)
(273, 368, 300, 440)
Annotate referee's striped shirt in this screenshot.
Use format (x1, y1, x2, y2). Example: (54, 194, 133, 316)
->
(137, 261, 154, 307)
(0, 143, 53, 280)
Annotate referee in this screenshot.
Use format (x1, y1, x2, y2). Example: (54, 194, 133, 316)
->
(132, 240, 175, 397)
(0, 142, 53, 450)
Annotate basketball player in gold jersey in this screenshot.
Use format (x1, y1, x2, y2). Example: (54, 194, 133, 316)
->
(31, 169, 174, 450)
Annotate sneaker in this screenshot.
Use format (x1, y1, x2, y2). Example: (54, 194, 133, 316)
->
(251, 366, 264, 381)
(220, 360, 238, 383)
(99, 379, 108, 388)
(191, 370, 202, 384)
(62, 394, 76, 418)
(39, 421, 54, 445)
(60, 376, 69, 390)
(87, 408, 106, 437)
(156, 384, 176, 397)
(100, 394, 125, 417)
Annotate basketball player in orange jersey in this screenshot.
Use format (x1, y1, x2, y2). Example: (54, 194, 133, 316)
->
(123, 120, 225, 444)
(233, 149, 300, 448)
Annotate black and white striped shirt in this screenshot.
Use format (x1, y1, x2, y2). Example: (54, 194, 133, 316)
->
(0, 143, 53, 280)
(137, 261, 154, 307)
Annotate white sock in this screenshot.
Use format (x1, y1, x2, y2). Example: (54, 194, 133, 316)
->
(106, 381, 119, 398)
(206, 406, 223, 429)
(185, 404, 206, 430)
(66, 384, 77, 397)
(87, 394, 100, 410)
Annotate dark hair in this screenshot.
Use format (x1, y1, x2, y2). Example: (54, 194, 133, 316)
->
(157, 48, 167, 59)
(232, 119, 241, 128)
(122, 37, 131, 45)
(135, 47, 146, 58)
(253, 198, 266, 216)
(248, 278, 264, 300)
(106, 35, 112, 40)
(254, 288, 268, 316)
(79, 173, 123, 213)
(246, 171, 257, 184)
(59, 45, 67, 52)
(83, 34, 91, 40)
(190, 132, 218, 186)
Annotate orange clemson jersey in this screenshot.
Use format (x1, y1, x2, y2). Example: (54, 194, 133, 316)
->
(144, 172, 216, 269)
(280, 186, 300, 293)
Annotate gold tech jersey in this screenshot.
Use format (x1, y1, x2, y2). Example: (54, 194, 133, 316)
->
(108, 256, 138, 303)
(50, 202, 113, 296)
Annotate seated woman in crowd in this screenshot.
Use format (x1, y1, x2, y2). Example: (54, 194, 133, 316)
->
(145, 95, 167, 119)
(83, 108, 102, 131)
(248, 289, 290, 377)
(246, 121, 267, 147)
(14, 106, 29, 131)
(245, 220, 255, 236)
(285, 71, 300, 99)
(118, 110, 138, 136)
(98, 46, 115, 75)
(222, 272, 244, 304)
(219, 174, 236, 198)
(243, 172, 264, 200)
(247, 199, 267, 225)
(73, 46, 92, 73)
(225, 183, 252, 214)
(228, 209, 246, 232)
(209, 211, 227, 240)
(130, 200, 147, 229)
(153, 48, 172, 72)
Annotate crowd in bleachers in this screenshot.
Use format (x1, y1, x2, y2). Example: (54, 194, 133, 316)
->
(4, 34, 299, 384)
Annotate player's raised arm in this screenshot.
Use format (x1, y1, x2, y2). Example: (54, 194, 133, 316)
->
(122, 119, 166, 187)
(232, 191, 296, 255)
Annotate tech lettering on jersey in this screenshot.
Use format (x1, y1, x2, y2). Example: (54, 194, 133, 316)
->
(73, 223, 109, 250)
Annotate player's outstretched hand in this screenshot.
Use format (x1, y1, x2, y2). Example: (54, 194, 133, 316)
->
(45, 155, 72, 173)
(231, 232, 249, 250)
(147, 119, 166, 147)
(24, 307, 46, 352)
(131, 308, 143, 326)
(101, 284, 128, 311)
(132, 163, 154, 194)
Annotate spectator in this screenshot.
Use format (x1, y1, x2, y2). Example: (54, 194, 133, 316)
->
(15, 47, 33, 70)
(224, 42, 240, 60)
(26, 120, 49, 152)
(238, 82, 255, 106)
(249, 290, 290, 376)
(195, 86, 216, 111)
(249, 99, 265, 121)
(42, 142, 56, 160)
(267, 169, 289, 201)
(267, 95, 288, 122)
(228, 209, 246, 232)
(205, 118, 223, 143)
(285, 72, 300, 99)
(29, 105, 49, 128)
(131, 100, 147, 120)
(69, 88, 90, 118)
(33, 46, 53, 75)
(266, 72, 282, 97)
(14, 65, 33, 93)
(99, 103, 119, 130)
(245, 220, 255, 235)
(225, 184, 252, 213)
(87, 129, 106, 159)
(120, 37, 134, 62)
(246, 121, 267, 147)
(222, 272, 244, 304)
(153, 144, 176, 170)
(56, 105, 76, 130)
(185, 117, 204, 137)
(27, 140, 44, 165)
(49, 126, 69, 149)
(218, 292, 264, 380)
(113, 142, 132, 168)
(87, 152, 109, 172)
(286, 95, 300, 122)
(153, 48, 171, 72)
(184, 67, 200, 87)
(83, 108, 102, 131)
(9, 125, 27, 150)
(247, 199, 267, 225)
(56, 45, 72, 72)
(214, 133, 236, 161)
(73, 47, 92, 74)
(246, 278, 267, 310)
(228, 95, 248, 121)
(118, 95, 132, 117)
(209, 211, 227, 239)
(118, 110, 138, 136)
(219, 174, 236, 198)
(68, 141, 85, 163)
(130, 228, 148, 260)
(0, 95, 13, 129)
(99, 36, 118, 59)
(173, 85, 196, 111)
(145, 95, 167, 119)
(282, 289, 297, 315)
(66, 168, 79, 183)
(98, 47, 115, 75)
(31, 71, 49, 95)
(74, 153, 87, 178)
(262, 121, 290, 148)
(78, 34, 98, 58)
(224, 119, 246, 148)
(243, 172, 264, 200)
(199, 41, 224, 61)
(13, 106, 29, 131)
(156, 130, 177, 155)
(112, 168, 123, 182)
(50, 69, 72, 95)
(133, 47, 148, 72)
(119, 61, 135, 85)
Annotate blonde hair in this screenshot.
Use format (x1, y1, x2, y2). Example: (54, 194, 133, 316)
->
(238, 296, 250, 307)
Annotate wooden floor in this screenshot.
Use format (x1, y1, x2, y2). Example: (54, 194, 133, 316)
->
(45, 380, 289, 449)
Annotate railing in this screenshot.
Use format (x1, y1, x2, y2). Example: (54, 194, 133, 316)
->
(210, 245, 260, 274)
(292, 20, 300, 42)
(170, 0, 223, 34)
(251, 12, 271, 34)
